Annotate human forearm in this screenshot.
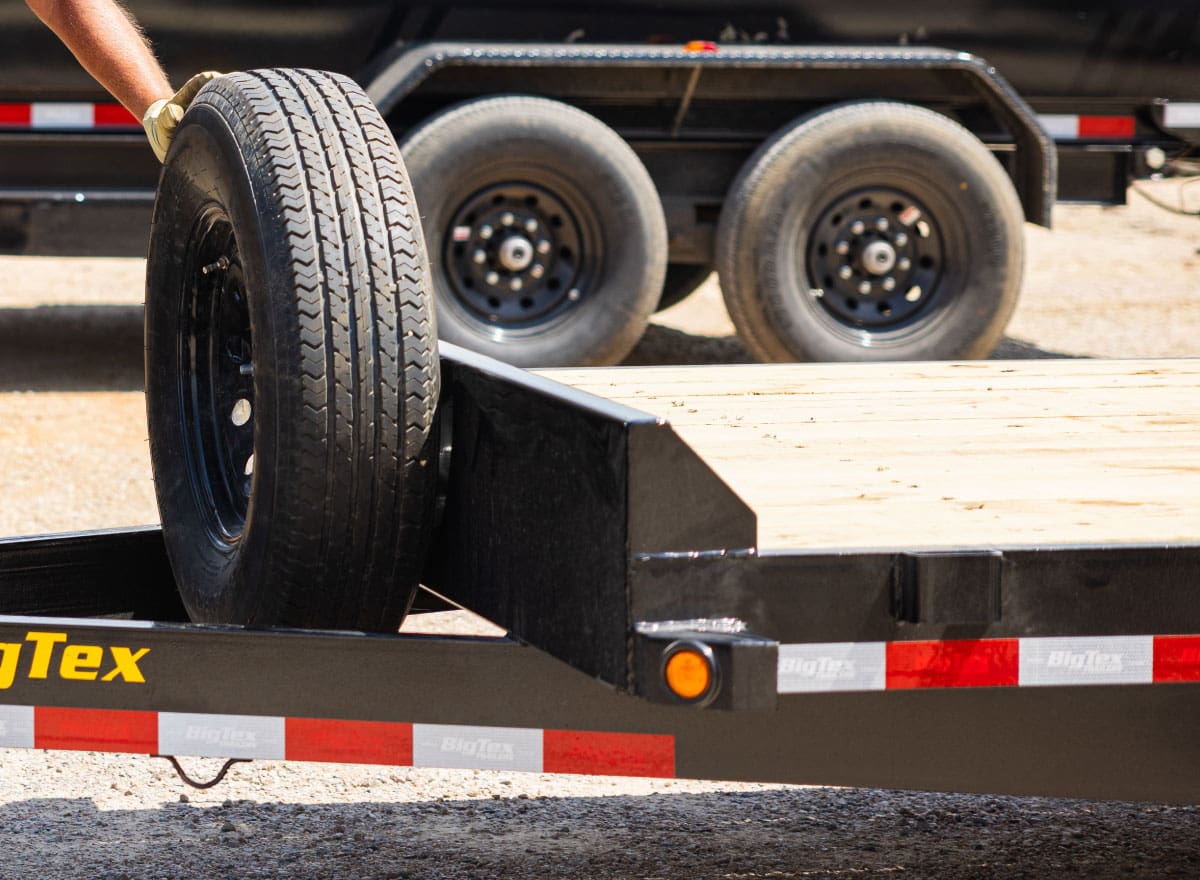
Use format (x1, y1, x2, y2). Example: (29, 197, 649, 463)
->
(24, 0, 172, 116)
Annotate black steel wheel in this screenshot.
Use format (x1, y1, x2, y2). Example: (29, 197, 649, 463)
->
(656, 263, 714, 312)
(177, 215, 255, 543)
(717, 102, 1024, 362)
(146, 69, 439, 632)
(400, 96, 667, 367)
(442, 182, 591, 327)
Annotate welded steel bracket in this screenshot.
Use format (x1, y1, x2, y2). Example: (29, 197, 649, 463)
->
(425, 343, 772, 709)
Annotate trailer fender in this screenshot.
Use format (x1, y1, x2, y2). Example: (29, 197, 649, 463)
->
(365, 42, 1056, 228)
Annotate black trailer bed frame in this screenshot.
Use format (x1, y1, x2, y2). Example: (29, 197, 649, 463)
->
(1, 346, 1199, 803)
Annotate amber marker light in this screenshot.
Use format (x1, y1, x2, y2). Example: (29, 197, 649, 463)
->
(663, 642, 716, 702)
(684, 40, 719, 53)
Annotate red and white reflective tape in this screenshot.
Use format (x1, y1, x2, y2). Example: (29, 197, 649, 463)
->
(0, 102, 140, 130)
(779, 634, 1200, 694)
(0, 707, 676, 777)
(1036, 114, 1135, 140)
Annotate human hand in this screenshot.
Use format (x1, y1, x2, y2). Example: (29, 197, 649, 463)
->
(142, 71, 223, 162)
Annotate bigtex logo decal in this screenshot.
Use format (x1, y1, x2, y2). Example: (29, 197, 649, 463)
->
(1045, 649, 1124, 675)
(440, 736, 515, 762)
(778, 655, 857, 681)
(0, 631, 149, 689)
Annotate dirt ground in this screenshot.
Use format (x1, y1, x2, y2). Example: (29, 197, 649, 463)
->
(0, 181, 1199, 878)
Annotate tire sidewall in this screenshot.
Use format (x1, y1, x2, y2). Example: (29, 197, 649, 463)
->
(146, 104, 279, 624)
(402, 98, 666, 366)
(721, 104, 1024, 362)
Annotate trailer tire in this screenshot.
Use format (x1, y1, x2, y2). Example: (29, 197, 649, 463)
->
(717, 102, 1024, 362)
(145, 69, 440, 632)
(656, 263, 713, 312)
(399, 96, 667, 366)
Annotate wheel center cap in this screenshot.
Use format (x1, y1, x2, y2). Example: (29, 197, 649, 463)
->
(861, 240, 897, 276)
(498, 236, 535, 272)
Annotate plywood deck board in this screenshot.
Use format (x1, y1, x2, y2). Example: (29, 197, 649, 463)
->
(542, 359, 1200, 551)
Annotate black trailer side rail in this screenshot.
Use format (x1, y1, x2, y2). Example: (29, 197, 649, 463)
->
(0, 605, 1199, 803)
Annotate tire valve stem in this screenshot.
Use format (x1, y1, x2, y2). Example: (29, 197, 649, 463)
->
(201, 256, 231, 276)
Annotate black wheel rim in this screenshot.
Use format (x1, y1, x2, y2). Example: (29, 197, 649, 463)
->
(806, 187, 944, 329)
(443, 182, 595, 328)
(180, 210, 255, 543)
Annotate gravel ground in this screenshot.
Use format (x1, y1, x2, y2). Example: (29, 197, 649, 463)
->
(1, 182, 1199, 878)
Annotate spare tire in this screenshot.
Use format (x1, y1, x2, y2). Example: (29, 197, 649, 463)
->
(145, 69, 439, 632)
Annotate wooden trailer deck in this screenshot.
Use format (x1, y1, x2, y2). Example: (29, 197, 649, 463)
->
(548, 358, 1200, 551)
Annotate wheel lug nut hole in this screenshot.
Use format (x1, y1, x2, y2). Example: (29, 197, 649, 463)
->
(231, 399, 252, 427)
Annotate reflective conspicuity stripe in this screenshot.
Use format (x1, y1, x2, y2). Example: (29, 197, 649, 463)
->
(33, 706, 157, 753)
(1037, 114, 1135, 140)
(778, 642, 886, 693)
(0, 102, 140, 129)
(0, 705, 34, 749)
(413, 723, 543, 773)
(779, 634, 1200, 694)
(1163, 103, 1200, 129)
(158, 712, 286, 760)
(0, 708, 676, 777)
(888, 639, 1019, 689)
(1019, 636, 1153, 686)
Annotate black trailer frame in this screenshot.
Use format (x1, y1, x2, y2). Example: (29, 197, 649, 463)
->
(2, 346, 1199, 803)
